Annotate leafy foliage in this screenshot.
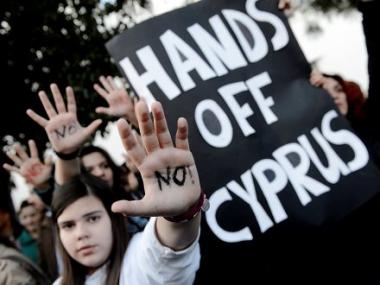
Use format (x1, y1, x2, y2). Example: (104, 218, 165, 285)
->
(0, 0, 143, 152)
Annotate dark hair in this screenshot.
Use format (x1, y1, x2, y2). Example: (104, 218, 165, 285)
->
(18, 200, 35, 215)
(52, 175, 129, 285)
(323, 73, 366, 120)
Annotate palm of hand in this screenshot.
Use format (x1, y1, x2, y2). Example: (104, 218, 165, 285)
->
(138, 148, 200, 217)
(45, 113, 84, 153)
(106, 89, 134, 117)
(21, 158, 51, 186)
(112, 101, 201, 218)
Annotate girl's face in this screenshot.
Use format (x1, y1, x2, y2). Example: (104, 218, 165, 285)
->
(57, 196, 113, 270)
(81, 152, 114, 188)
(323, 78, 348, 115)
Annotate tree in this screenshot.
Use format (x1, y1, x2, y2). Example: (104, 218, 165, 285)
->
(0, 0, 144, 153)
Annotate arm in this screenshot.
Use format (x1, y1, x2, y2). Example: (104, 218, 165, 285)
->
(94, 75, 139, 128)
(112, 101, 202, 251)
(26, 84, 102, 184)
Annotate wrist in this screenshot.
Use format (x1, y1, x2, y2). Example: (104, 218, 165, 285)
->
(55, 148, 81, 160)
(34, 180, 51, 191)
(164, 191, 209, 223)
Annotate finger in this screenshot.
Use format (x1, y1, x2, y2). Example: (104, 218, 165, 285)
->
(95, 107, 111, 116)
(133, 96, 139, 106)
(310, 76, 323, 87)
(93, 83, 108, 99)
(66, 86, 77, 114)
(111, 199, 150, 216)
(50, 83, 67, 114)
(278, 0, 290, 10)
(99, 75, 113, 93)
(28, 139, 39, 159)
(132, 130, 145, 151)
(309, 78, 319, 87)
(107, 76, 118, 90)
(38, 90, 57, 118)
(117, 119, 146, 167)
(175, 117, 189, 151)
(26, 109, 48, 128)
(135, 101, 160, 154)
(14, 143, 29, 161)
(3, 163, 21, 174)
(6, 151, 23, 166)
(83, 119, 102, 139)
(151, 102, 173, 148)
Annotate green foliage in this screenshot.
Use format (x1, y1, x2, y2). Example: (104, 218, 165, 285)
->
(0, 0, 143, 152)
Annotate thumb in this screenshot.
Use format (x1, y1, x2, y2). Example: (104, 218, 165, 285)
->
(111, 199, 148, 216)
(83, 119, 102, 138)
(95, 107, 111, 115)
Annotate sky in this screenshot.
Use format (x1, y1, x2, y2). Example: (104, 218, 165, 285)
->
(290, 10, 368, 91)
(10, 3, 369, 209)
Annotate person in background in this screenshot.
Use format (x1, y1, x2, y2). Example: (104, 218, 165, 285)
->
(16, 200, 42, 264)
(2, 141, 59, 280)
(309, 69, 380, 168)
(3, 75, 148, 234)
(1, 209, 49, 285)
(1, 171, 49, 285)
(309, 69, 349, 115)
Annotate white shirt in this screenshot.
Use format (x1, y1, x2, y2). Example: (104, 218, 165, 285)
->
(53, 217, 201, 285)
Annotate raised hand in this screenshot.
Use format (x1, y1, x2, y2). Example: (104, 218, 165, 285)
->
(310, 70, 348, 115)
(3, 140, 52, 188)
(278, 0, 292, 10)
(26, 84, 102, 154)
(112, 101, 201, 218)
(94, 75, 138, 127)
(309, 69, 326, 87)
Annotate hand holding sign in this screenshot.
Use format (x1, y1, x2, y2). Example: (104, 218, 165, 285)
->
(278, 0, 292, 10)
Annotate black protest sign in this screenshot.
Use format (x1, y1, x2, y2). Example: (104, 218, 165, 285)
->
(106, 0, 380, 282)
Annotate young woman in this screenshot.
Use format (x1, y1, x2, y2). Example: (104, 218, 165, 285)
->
(26, 84, 205, 284)
(51, 175, 129, 285)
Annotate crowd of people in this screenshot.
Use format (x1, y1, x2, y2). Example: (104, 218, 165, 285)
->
(1, 75, 204, 284)
(1, 0, 379, 284)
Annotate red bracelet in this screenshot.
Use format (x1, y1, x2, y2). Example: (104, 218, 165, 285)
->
(164, 191, 209, 223)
